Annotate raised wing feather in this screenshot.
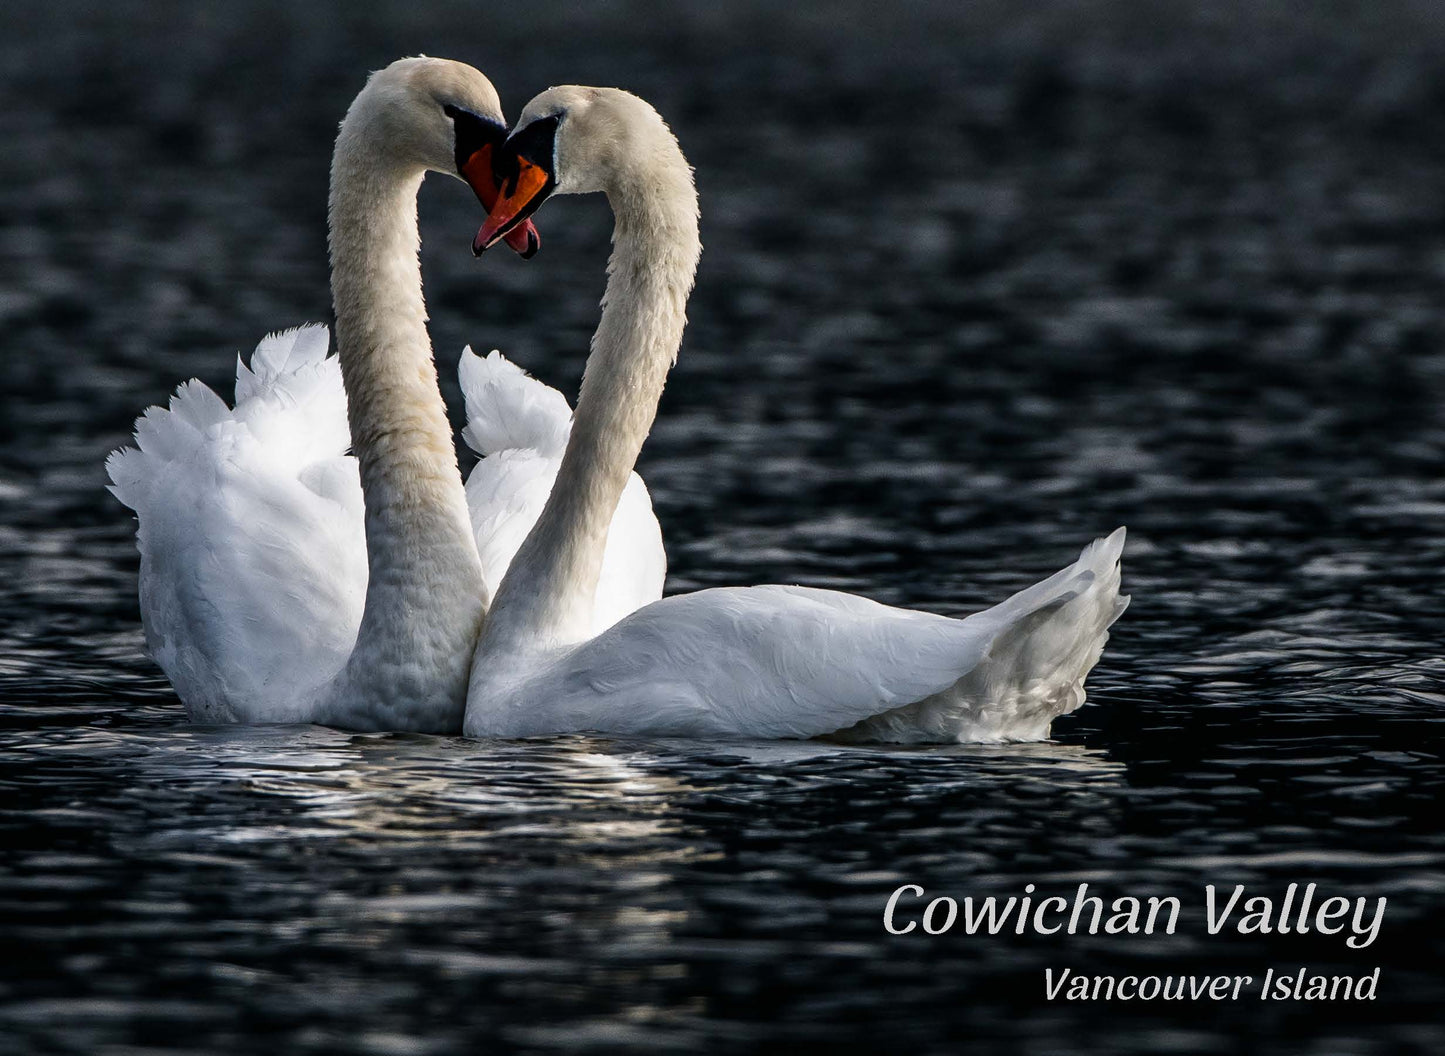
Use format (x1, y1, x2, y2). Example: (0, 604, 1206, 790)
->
(458, 347, 572, 457)
(107, 325, 366, 723)
(460, 349, 665, 635)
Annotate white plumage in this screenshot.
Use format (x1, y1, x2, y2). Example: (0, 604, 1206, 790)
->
(108, 329, 668, 722)
(109, 56, 577, 730)
(459, 348, 665, 636)
(468, 529, 1127, 741)
(462, 86, 1130, 744)
(109, 68, 1129, 744)
(107, 326, 366, 722)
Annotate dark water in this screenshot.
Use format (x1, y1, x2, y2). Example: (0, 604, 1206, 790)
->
(2, 2, 1443, 1052)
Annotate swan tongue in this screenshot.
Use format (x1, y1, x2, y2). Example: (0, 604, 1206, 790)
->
(502, 221, 540, 259)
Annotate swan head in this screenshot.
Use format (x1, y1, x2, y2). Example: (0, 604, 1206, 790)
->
(472, 86, 689, 255)
(344, 57, 539, 257)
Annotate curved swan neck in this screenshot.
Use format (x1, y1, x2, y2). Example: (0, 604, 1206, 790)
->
(480, 144, 700, 654)
(321, 105, 486, 731)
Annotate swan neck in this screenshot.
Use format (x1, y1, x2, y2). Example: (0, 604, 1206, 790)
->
(321, 119, 486, 731)
(480, 163, 699, 654)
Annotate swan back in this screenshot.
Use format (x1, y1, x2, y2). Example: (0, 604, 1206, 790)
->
(465, 530, 1127, 742)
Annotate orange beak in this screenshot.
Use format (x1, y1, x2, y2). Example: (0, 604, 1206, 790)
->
(460, 143, 540, 258)
(472, 155, 552, 257)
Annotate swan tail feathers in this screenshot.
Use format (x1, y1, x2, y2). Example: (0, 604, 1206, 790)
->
(837, 528, 1128, 744)
(459, 346, 573, 457)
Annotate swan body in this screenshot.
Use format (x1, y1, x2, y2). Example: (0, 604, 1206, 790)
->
(460, 347, 665, 634)
(461, 87, 1128, 743)
(468, 530, 1125, 741)
(108, 325, 669, 725)
(109, 57, 539, 730)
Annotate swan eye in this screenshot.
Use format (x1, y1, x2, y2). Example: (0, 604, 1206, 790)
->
(495, 114, 560, 192)
(443, 104, 506, 176)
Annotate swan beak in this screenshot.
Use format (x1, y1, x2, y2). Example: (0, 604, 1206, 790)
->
(473, 155, 553, 256)
(459, 143, 541, 258)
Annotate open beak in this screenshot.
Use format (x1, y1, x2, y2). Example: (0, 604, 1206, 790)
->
(459, 144, 540, 259)
(472, 155, 553, 257)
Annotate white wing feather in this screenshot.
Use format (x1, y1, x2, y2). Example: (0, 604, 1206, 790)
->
(110, 336, 666, 722)
(107, 325, 366, 723)
(459, 347, 572, 457)
(460, 348, 665, 633)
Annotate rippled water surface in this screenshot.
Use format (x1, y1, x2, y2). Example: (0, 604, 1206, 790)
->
(2, 2, 1443, 1053)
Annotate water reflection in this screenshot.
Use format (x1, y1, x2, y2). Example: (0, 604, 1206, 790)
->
(3, 684, 1441, 1052)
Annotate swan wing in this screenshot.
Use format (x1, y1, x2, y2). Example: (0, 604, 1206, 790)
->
(464, 453, 666, 635)
(458, 347, 572, 457)
(106, 325, 366, 722)
(592, 472, 666, 630)
(460, 348, 666, 635)
(471, 529, 1126, 742)
(465, 449, 561, 600)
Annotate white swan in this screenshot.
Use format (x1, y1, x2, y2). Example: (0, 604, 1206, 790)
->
(459, 347, 665, 632)
(106, 57, 553, 731)
(461, 86, 1129, 743)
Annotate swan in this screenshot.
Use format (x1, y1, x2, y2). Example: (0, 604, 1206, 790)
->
(460, 86, 1129, 743)
(106, 57, 554, 731)
(459, 346, 665, 632)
